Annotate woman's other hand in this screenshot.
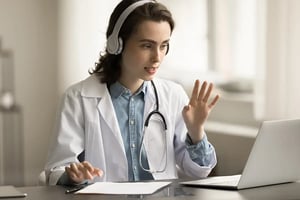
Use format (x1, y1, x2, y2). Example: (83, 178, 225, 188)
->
(182, 80, 219, 144)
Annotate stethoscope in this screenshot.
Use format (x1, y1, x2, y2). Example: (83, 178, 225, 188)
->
(139, 80, 168, 174)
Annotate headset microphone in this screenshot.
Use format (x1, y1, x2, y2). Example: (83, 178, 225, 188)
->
(106, 0, 155, 55)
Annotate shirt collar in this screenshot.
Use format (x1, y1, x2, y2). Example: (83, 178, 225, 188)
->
(109, 81, 149, 99)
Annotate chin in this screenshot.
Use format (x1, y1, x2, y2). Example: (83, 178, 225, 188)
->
(143, 76, 155, 81)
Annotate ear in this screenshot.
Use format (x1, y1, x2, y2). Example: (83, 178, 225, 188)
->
(165, 44, 169, 55)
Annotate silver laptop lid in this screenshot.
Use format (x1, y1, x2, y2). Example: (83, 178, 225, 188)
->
(238, 118, 300, 189)
(0, 185, 27, 198)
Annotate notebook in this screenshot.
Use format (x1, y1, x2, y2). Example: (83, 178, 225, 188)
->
(181, 118, 300, 190)
(0, 185, 27, 198)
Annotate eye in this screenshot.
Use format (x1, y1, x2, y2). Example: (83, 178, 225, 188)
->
(141, 43, 152, 49)
(160, 43, 169, 51)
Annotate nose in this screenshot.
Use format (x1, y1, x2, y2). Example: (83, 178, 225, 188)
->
(151, 47, 163, 64)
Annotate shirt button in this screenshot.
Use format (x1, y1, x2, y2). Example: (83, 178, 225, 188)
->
(133, 166, 137, 171)
(130, 120, 134, 125)
(131, 144, 135, 148)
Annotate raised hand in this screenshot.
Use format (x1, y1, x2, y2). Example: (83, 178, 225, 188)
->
(182, 80, 219, 144)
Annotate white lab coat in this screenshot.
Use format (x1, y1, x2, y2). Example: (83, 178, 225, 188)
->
(45, 75, 216, 185)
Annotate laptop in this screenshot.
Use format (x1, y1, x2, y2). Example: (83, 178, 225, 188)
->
(0, 185, 27, 198)
(181, 118, 300, 190)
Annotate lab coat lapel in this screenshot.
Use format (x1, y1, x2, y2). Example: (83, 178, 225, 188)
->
(80, 75, 128, 180)
(81, 76, 123, 146)
(97, 92, 125, 151)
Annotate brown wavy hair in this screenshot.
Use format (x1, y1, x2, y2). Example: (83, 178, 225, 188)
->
(89, 0, 175, 86)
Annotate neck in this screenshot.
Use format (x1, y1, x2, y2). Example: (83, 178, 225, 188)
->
(118, 78, 144, 94)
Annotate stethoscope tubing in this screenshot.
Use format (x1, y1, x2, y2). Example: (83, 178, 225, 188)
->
(139, 80, 168, 173)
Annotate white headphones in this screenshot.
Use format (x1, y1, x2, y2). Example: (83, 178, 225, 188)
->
(106, 0, 155, 55)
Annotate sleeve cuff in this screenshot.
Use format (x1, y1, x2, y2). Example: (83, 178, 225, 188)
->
(185, 134, 213, 160)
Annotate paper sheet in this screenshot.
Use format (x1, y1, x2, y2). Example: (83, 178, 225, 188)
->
(75, 181, 171, 195)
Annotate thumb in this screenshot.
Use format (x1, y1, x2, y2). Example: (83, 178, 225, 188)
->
(183, 104, 191, 111)
(182, 104, 190, 116)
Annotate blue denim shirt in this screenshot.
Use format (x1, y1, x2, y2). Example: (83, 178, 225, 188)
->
(110, 81, 153, 181)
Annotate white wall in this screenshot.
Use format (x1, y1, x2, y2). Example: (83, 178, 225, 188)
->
(0, 0, 123, 186)
(0, 0, 58, 185)
(57, 0, 119, 94)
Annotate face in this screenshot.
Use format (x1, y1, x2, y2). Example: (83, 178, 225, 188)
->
(119, 20, 171, 89)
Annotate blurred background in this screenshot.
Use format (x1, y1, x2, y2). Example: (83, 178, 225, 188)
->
(0, 0, 299, 186)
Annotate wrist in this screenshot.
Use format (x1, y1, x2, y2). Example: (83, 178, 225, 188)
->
(188, 127, 205, 144)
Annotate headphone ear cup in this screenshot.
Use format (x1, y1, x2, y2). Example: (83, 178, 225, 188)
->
(107, 35, 120, 55)
(106, 0, 155, 55)
(107, 35, 123, 55)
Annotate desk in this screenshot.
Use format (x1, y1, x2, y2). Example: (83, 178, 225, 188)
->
(11, 181, 300, 200)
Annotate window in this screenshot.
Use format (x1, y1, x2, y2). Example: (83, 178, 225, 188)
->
(209, 0, 257, 81)
(158, 0, 258, 93)
(158, 0, 209, 82)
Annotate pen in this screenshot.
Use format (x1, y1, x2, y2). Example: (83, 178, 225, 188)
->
(65, 184, 87, 194)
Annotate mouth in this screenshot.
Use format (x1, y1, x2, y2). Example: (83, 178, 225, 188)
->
(144, 66, 159, 70)
(144, 67, 159, 75)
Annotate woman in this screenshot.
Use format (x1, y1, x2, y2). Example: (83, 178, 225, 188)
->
(45, 0, 219, 186)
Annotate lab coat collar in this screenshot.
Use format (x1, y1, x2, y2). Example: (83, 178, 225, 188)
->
(80, 75, 153, 99)
(79, 75, 158, 133)
(80, 75, 107, 98)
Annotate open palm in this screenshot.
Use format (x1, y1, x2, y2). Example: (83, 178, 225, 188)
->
(182, 80, 219, 143)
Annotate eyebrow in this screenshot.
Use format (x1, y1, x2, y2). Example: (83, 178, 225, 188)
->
(138, 39, 170, 44)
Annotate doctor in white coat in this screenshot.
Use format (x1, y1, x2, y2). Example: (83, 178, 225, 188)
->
(45, 0, 219, 186)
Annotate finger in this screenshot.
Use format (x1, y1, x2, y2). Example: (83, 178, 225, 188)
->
(208, 94, 220, 109)
(65, 166, 79, 180)
(70, 163, 81, 177)
(202, 83, 213, 103)
(198, 81, 207, 101)
(81, 161, 93, 172)
(93, 168, 103, 177)
(77, 163, 93, 180)
(83, 169, 94, 180)
(190, 80, 200, 105)
(82, 161, 103, 177)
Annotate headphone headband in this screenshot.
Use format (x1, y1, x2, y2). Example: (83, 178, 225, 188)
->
(107, 0, 155, 55)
